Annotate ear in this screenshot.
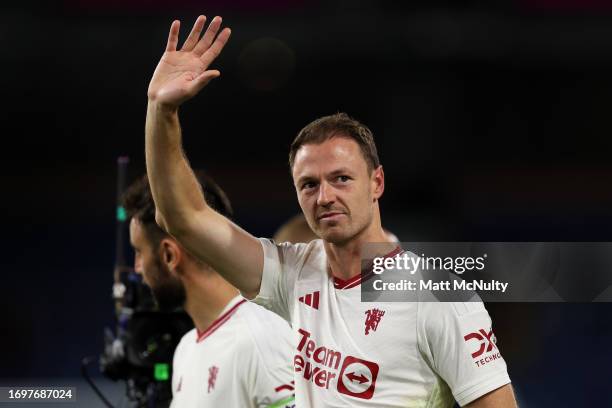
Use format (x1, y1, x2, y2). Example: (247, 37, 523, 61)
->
(371, 165, 385, 201)
(159, 238, 183, 277)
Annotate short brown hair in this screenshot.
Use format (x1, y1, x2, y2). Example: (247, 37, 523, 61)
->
(122, 170, 233, 246)
(288, 113, 380, 172)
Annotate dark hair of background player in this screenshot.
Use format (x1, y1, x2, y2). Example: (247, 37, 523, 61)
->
(122, 170, 233, 247)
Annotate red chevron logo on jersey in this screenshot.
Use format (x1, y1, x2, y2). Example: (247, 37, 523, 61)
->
(298, 291, 320, 310)
(464, 328, 497, 358)
(274, 381, 295, 393)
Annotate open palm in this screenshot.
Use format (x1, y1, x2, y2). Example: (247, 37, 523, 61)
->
(148, 15, 231, 108)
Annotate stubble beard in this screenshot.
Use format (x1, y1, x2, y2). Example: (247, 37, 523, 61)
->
(150, 256, 187, 311)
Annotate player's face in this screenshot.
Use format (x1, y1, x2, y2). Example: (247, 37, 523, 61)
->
(292, 137, 380, 244)
(129, 218, 186, 310)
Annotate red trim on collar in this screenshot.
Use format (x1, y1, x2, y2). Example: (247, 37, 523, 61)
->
(333, 273, 362, 290)
(332, 246, 404, 290)
(196, 299, 247, 343)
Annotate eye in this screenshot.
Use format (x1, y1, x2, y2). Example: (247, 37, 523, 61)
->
(337, 175, 351, 183)
(301, 181, 317, 190)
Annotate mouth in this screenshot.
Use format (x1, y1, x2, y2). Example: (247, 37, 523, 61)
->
(317, 211, 345, 221)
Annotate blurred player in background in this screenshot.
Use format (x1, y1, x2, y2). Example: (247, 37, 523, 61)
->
(144, 15, 517, 407)
(273, 214, 318, 244)
(122, 172, 295, 408)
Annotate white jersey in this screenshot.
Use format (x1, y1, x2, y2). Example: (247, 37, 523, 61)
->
(252, 239, 511, 407)
(170, 295, 296, 408)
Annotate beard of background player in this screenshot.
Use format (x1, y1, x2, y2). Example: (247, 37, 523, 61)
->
(149, 251, 187, 311)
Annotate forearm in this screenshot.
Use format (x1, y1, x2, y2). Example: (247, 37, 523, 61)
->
(145, 100, 208, 233)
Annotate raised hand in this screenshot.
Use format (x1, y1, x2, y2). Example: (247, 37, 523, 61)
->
(147, 16, 231, 108)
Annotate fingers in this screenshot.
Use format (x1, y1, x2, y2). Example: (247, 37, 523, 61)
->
(181, 15, 206, 52)
(193, 16, 223, 57)
(200, 27, 231, 67)
(188, 70, 221, 95)
(165, 20, 180, 52)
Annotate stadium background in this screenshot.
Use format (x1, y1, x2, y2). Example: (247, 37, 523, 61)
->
(1, 0, 612, 406)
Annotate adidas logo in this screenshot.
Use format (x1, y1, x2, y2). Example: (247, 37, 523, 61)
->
(298, 291, 320, 310)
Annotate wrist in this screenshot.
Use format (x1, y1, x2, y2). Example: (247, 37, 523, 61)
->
(147, 99, 179, 116)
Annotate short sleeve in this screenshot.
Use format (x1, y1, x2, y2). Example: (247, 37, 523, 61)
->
(417, 302, 511, 406)
(249, 238, 309, 323)
(242, 345, 295, 408)
(240, 306, 296, 408)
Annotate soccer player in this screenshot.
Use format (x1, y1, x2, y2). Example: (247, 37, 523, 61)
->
(145, 15, 517, 407)
(123, 173, 295, 408)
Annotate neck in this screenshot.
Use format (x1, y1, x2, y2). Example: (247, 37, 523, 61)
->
(182, 265, 240, 333)
(323, 211, 395, 281)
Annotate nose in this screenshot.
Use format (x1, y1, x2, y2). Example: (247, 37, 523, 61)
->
(317, 181, 335, 207)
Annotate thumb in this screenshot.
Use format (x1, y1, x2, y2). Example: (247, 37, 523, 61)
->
(189, 70, 221, 94)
